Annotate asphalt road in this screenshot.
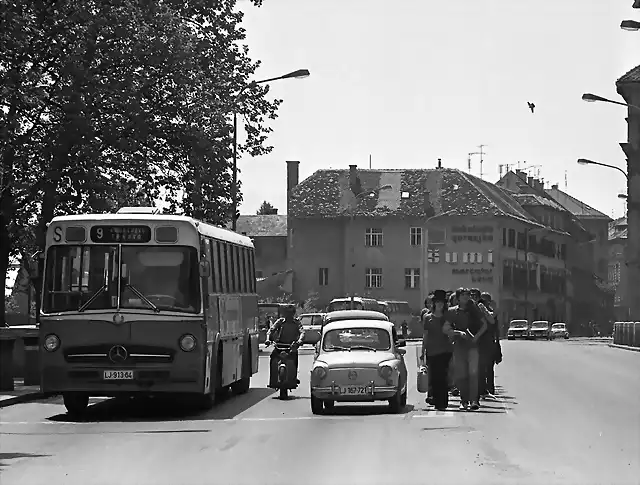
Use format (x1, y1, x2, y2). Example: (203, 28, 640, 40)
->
(1, 340, 639, 485)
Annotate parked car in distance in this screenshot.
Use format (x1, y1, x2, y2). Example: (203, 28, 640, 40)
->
(299, 313, 325, 345)
(310, 319, 408, 415)
(507, 320, 529, 340)
(550, 322, 569, 339)
(322, 310, 389, 328)
(529, 320, 551, 340)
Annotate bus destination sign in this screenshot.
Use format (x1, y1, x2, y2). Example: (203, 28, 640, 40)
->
(90, 225, 152, 243)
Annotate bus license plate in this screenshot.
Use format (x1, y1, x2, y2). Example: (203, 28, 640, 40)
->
(103, 370, 134, 380)
(340, 386, 368, 395)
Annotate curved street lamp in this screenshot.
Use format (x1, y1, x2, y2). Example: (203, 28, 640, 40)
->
(620, 19, 640, 30)
(231, 69, 311, 230)
(576, 158, 629, 180)
(581, 93, 640, 112)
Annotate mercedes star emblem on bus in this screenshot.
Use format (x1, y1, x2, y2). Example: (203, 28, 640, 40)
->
(109, 345, 128, 363)
(348, 370, 358, 380)
(113, 313, 125, 325)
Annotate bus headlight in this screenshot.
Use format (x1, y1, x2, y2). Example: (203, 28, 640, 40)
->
(43, 334, 60, 352)
(179, 334, 197, 352)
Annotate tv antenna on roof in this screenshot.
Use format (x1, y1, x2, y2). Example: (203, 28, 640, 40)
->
(469, 144, 488, 179)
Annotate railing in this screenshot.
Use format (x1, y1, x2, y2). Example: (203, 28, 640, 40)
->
(613, 321, 640, 347)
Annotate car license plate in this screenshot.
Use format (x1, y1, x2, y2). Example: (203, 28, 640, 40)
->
(103, 370, 134, 380)
(340, 385, 369, 395)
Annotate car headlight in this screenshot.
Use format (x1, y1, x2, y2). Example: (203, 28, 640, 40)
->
(43, 334, 60, 352)
(179, 334, 197, 352)
(312, 366, 327, 380)
(379, 365, 393, 378)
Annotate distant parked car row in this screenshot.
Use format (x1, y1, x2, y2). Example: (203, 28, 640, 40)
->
(507, 320, 570, 340)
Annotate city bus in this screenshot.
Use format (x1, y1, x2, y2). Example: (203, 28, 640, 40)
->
(37, 207, 259, 415)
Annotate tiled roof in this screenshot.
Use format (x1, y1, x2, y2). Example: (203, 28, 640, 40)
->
(236, 215, 287, 237)
(512, 193, 566, 211)
(289, 168, 540, 225)
(609, 217, 628, 240)
(617, 64, 640, 84)
(545, 187, 610, 219)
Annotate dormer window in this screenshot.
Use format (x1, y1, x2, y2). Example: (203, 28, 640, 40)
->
(401, 191, 410, 199)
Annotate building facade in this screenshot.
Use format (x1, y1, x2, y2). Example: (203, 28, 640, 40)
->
(608, 217, 629, 320)
(287, 162, 571, 327)
(235, 214, 288, 279)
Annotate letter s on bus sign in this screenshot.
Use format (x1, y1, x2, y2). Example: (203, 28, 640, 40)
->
(53, 226, 63, 243)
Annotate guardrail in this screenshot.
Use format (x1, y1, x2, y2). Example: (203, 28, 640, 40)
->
(613, 321, 640, 348)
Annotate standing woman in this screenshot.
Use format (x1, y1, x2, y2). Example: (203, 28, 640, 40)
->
(421, 290, 455, 411)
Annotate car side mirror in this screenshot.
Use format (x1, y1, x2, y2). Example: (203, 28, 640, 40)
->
(396, 339, 406, 348)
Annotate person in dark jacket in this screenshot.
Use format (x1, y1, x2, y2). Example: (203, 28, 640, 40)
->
(265, 305, 304, 387)
(476, 291, 498, 398)
(421, 290, 458, 411)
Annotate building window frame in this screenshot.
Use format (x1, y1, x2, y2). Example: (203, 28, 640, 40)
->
(365, 228, 384, 247)
(404, 268, 420, 289)
(410, 227, 422, 246)
(365, 267, 383, 288)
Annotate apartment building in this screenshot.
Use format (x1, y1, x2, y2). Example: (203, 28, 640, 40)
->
(608, 217, 629, 320)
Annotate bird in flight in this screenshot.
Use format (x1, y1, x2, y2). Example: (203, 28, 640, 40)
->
(527, 102, 535, 113)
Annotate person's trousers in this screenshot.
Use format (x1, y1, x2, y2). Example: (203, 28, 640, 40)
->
(478, 343, 494, 394)
(454, 345, 479, 404)
(426, 352, 452, 409)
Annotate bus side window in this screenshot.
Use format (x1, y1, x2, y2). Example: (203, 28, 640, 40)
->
(211, 240, 221, 293)
(205, 238, 216, 293)
(225, 243, 234, 293)
(239, 247, 248, 293)
(219, 241, 229, 293)
(234, 245, 243, 293)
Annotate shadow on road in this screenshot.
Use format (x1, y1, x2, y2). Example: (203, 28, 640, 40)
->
(45, 386, 276, 423)
(269, 394, 309, 401)
(325, 403, 415, 416)
(0, 452, 50, 469)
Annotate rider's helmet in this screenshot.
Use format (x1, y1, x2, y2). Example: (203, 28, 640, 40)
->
(281, 304, 297, 318)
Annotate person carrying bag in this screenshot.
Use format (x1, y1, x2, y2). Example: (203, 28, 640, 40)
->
(420, 289, 456, 411)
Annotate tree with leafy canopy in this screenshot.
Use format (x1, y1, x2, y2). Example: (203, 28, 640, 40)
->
(256, 200, 278, 215)
(0, 0, 281, 324)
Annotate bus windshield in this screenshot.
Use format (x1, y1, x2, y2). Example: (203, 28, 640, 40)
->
(43, 245, 200, 314)
(328, 300, 364, 312)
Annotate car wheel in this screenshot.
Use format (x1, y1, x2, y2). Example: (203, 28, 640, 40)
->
(324, 400, 335, 410)
(311, 395, 324, 415)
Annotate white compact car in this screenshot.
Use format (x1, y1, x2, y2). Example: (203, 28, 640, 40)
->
(310, 319, 408, 414)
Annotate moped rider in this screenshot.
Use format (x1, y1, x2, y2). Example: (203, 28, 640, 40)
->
(264, 304, 304, 387)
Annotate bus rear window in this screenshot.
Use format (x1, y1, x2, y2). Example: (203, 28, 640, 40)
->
(328, 301, 363, 312)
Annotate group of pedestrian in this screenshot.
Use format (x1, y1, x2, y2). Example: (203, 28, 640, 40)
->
(420, 287, 502, 411)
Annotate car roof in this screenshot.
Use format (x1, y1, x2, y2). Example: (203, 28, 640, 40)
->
(552, 322, 566, 325)
(299, 313, 325, 317)
(323, 319, 394, 332)
(324, 310, 389, 321)
(532, 320, 549, 323)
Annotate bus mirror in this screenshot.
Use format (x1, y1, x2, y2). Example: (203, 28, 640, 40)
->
(199, 260, 211, 278)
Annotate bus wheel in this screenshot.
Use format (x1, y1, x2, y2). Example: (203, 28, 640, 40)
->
(63, 392, 89, 416)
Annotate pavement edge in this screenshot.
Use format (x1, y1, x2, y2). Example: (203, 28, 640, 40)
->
(0, 391, 48, 408)
(608, 343, 640, 353)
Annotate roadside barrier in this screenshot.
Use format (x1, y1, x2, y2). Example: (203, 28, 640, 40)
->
(613, 321, 640, 348)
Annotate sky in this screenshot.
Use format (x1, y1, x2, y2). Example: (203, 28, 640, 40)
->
(236, 0, 639, 219)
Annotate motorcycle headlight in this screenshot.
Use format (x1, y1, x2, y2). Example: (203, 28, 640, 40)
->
(43, 334, 60, 352)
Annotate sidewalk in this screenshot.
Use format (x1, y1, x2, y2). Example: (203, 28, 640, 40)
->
(0, 378, 46, 408)
(608, 343, 640, 353)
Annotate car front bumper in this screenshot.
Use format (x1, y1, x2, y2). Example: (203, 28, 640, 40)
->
(311, 381, 398, 401)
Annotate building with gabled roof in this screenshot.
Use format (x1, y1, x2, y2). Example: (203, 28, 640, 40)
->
(235, 214, 288, 280)
(287, 161, 571, 326)
(497, 170, 614, 334)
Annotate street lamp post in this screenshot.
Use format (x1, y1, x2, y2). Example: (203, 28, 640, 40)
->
(420, 210, 454, 305)
(230, 69, 310, 230)
(345, 185, 392, 300)
(581, 93, 640, 112)
(577, 158, 629, 180)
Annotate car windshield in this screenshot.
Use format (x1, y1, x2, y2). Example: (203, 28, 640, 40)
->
(43, 245, 200, 313)
(328, 300, 363, 311)
(300, 315, 323, 326)
(510, 321, 527, 328)
(532, 322, 549, 328)
(322, 327, 391, 351)
(552, 324, 566, 329)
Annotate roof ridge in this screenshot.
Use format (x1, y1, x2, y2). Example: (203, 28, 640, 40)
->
(546, 187, 609, 218)
(457, 170, 513, 218)
(617, 64, 640, 84)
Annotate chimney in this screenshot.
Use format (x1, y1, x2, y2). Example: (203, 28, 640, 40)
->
(552, 184, 558, 190)
(286, 160, 299, 215)
(534, 180, 544, 191)
(437, 158, 442, 169)
(349, 164, 363, 196)
(515, 169, 526, 178)
(527, 176, 535, 187)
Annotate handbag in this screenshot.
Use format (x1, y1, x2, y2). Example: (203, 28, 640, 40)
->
(417, 365, 430, 394)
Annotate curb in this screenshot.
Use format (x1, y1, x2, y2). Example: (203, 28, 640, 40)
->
(0, 391, 48, 408)
(608, 343, 640, 353)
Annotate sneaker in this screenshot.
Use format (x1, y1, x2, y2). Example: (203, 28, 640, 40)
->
(484, 392, 496, 400)
(459, 402, 469, 411)
(469, 401, 480, 411)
